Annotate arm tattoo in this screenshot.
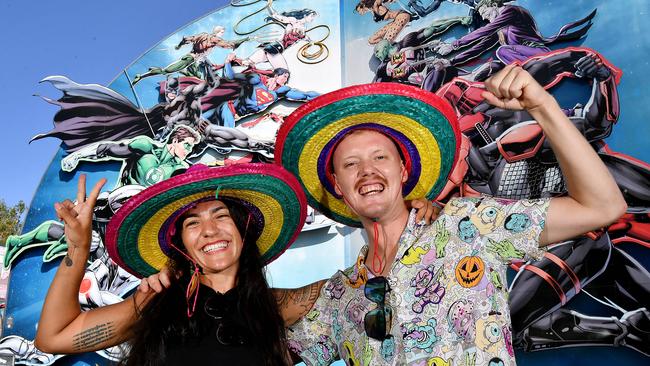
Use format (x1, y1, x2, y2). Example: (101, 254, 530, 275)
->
(276, 281, 323, 316)
(72, 322, 116, 352)
(64, 245, 77, 267)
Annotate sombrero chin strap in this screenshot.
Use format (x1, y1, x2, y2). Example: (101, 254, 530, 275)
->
(185, 265, 201, 318)
(169, 242, 202, 318)
(241, 212, 252, 245)
(340, 191, 386, 275)
(372, 220, 387, 275)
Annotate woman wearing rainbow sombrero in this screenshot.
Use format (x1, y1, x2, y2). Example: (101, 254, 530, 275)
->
(275, 65, 626, 364)
(34, 163, 308, 365)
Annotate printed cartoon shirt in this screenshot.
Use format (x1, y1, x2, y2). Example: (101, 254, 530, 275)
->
(288, 196, 550, 366)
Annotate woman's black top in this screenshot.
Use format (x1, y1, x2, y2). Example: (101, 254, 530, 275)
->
(165, 285, 265, 365)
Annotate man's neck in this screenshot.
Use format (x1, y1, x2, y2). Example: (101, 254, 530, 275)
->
(360, 205, 410, 275)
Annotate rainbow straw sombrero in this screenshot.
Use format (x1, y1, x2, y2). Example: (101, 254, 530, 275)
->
(106, 163, 307, 277)
(276, 82, 460, 227)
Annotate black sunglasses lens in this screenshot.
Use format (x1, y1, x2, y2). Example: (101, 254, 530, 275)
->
(364, 309, 386, 340)
(204, 296, 226, 315)
(205, 297, 246, 346)
(364, 277, 393, 340)
(364, 307, 393, 340)
(216, 322, 245, 346)
(364, 277, 389, 303)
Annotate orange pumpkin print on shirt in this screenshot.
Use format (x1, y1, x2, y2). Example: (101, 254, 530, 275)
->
(455, 255, 485, 288)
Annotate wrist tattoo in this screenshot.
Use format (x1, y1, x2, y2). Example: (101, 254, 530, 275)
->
(72, 322, 115, 352)
(64, 245, 77, 267)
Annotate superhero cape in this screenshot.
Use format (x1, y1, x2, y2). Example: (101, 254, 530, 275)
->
(32, 76, 166, 152)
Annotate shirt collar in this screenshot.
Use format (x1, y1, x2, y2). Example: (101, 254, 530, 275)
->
(352, 209, 426, 278)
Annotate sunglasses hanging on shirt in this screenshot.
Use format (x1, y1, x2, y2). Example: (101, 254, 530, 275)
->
(364, 276, 393, 341)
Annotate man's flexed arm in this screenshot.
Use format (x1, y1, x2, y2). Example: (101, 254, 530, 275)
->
(481, 65, 627, 245)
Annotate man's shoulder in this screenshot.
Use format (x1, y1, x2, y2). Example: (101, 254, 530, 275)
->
(337, 262, 358, 280)
(445, 195, 516, 207)
(443, 196, 483, 209)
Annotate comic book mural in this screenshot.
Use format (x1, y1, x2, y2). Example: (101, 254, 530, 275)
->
(1, 0, 649, 365)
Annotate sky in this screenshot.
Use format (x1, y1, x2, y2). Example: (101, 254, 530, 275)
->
(0, 1, 228, 208)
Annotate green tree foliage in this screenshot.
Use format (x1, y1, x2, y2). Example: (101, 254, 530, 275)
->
(0, 200, 26, 245)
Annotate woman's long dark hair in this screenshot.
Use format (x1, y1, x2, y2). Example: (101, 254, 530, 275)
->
(120, 199, 289, 365)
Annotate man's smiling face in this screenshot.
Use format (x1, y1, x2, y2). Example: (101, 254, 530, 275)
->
(332, 129, 408, 221)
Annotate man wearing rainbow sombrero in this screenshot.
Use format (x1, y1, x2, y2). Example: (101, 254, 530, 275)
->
(276, 64, 626, 365)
